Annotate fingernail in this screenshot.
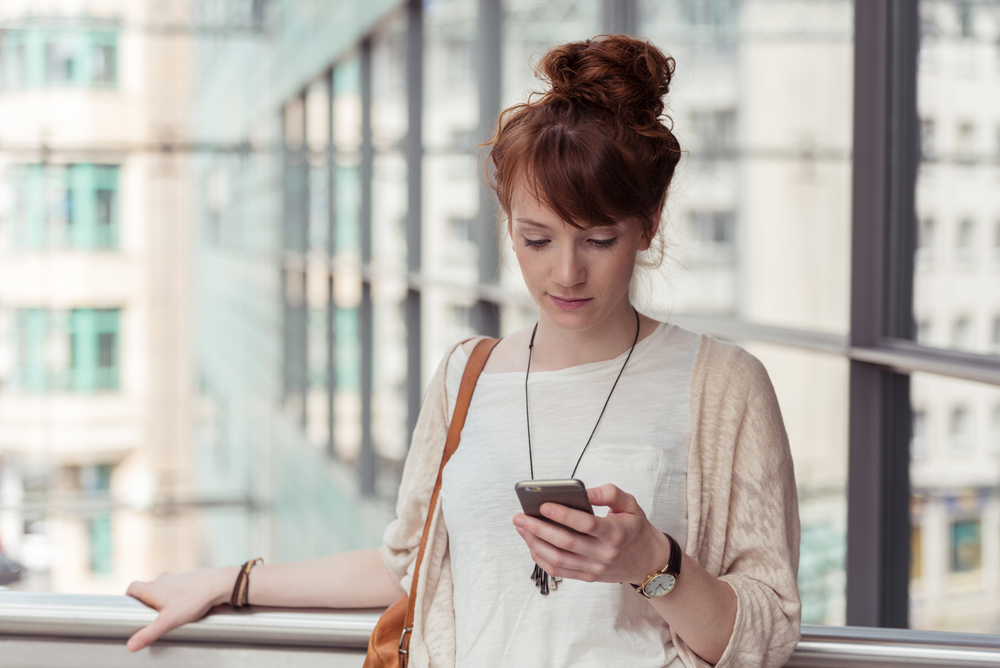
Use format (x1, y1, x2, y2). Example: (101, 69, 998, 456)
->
(127, 641, 137, 652)
(513, 516, 525, 528)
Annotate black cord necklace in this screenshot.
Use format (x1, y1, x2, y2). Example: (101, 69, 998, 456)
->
(524, 306, 641, 594)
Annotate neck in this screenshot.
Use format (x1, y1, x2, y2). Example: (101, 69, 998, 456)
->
(530, 299, 639, 371)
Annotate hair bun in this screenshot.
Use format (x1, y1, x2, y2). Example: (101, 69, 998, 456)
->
(537, 34, 674, 137)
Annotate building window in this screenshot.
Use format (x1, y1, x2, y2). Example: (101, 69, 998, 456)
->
(690, 210, 736, 259)
(45, 38, 77, 85)
(911, 522, 922, 580)
(956, 122, 976, 163)
(79, 464, 113, 575)
(949, 518, 981, 573)
(916, 318, 933, 345)
(0, 29, 118, 91)
(917, 217, 935, 266)
(12, 308, 121, 393)
(951, 316, 973, 351)
(691, 108, 737, 158)
(949, 406, 972, 454)
(955, 218, 975, 265)
(992, 221, 1000, 265)
(991, 406, 1000, 454)
(911, 409, 927, 459)
(6, 164, 120, 250)
(920, 118, 936, 160)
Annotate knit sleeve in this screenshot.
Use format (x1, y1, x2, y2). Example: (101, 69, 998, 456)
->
(379, 344, 456, 591)
(673, 339, 801, 668)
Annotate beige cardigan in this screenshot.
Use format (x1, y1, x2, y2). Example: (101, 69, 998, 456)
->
(380, 335, 801, 668)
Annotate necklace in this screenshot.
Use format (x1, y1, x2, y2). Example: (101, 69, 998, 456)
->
(524, 306, 641, 595)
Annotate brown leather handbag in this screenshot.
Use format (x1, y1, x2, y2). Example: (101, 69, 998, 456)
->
(364, 338, 499, 668)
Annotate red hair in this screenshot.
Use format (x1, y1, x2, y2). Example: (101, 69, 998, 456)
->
(487, 35, 681, 242)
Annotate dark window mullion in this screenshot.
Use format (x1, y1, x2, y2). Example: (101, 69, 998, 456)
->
(846, 0, 918, 629)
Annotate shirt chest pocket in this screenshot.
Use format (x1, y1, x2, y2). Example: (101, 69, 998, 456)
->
(574, 447, 663, 517)
(574, 446, 687, 548)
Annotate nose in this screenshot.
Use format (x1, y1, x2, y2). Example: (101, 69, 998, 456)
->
(553, 245, 586, 287)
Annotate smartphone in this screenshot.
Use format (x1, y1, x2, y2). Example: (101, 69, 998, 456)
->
(515, 479, 594, 533)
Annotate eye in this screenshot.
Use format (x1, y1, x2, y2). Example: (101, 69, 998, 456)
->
(522, 237, 549, 249)
(590, 237, 619, 248)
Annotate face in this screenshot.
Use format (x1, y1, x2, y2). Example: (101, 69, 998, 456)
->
(508, 185, 652, 334)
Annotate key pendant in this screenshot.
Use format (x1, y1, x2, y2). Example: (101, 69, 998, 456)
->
(531, 564, 541, 585)
(551, 575, 561, 591)
(540, 571, 550, 595)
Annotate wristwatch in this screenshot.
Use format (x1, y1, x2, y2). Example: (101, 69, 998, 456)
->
(632, 533, 681, 599)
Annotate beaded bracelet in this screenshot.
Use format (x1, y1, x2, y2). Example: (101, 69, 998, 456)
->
(230, 558, 263, 608)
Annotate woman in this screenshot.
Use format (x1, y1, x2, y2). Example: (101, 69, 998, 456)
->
(126, 35, 800, 668)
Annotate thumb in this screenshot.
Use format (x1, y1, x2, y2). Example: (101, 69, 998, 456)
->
(588, 484, 637, 513)
(127, 613, 177, 652)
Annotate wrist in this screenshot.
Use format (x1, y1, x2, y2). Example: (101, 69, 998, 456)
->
(214, 566, 243, 607)
(632, 530, 672, 585)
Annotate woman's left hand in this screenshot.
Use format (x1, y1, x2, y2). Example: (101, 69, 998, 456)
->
(513, 483, 670, 585)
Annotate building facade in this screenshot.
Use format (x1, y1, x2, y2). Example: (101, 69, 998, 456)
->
(0, 0, 196, 593)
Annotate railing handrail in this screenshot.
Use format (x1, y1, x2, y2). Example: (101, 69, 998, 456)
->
(2, 591, 999, 666)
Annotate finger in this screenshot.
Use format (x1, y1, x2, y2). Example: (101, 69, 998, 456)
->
(126, 613, 178, 652)
(126, 582, 156, 609)
(588, 484, 639, 514)
(538, 503, 601, 536)
(519, 511, 600, 554)
(517, 522, 602, 573)
(526, 542, 603, 583)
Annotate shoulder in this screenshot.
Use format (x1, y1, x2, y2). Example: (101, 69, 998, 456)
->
(693, 335, 775, 398)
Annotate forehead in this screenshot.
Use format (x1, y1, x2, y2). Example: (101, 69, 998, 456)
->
(509, 184, 622, 231)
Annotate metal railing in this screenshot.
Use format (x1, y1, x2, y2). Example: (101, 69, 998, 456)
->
(2, 591, 999, 667)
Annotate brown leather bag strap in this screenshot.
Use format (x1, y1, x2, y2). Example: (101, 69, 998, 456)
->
(399, 337, 499, 666)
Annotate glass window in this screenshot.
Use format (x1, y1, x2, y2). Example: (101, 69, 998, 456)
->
(10, 308, 119, 392)
(332, 55, 363, 463)
(912, 409, 928, 459)
(911, 370, 1000, 631)
(991, 405, 1000, 454)
(90, 42, 116, 85)
(45, 39, 76, 84)
(423, 0, 481, 368)
(914, 0, 998, 357)
(741, 341, 849, 626)
(949, 518, 981, 573)
(371, 12, 410, 488)
(639, 0, 854, 334)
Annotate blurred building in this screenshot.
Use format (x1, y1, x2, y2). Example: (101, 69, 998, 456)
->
(0, 0, 196, 593)
(0, 0, 997, 637)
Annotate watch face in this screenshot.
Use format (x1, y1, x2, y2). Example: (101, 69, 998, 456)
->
(645, 573, 676, 597)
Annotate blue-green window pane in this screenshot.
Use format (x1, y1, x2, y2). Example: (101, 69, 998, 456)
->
(334, 166, 360, 254)
(1, 29, 116, 90)
(15, 310, 47, 392)
(7, 163, 118, 250)
(81, 464, 114, 575)
(335, 308, 360, 390)
(45, 37, 78, 84)
(950, 519, 981, 573)
(70, 308, 120, 392)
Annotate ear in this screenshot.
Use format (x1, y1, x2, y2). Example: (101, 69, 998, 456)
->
(638, 218, 659, 252)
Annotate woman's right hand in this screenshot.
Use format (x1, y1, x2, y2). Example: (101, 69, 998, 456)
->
(125, 566, 238, 651)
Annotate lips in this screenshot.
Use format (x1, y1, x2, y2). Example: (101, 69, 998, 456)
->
(549, 295, 592, 310)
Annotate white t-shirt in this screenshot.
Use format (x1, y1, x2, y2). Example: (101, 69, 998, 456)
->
(440, 322, 700, 668)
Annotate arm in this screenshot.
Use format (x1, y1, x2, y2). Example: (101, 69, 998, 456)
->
(514, 484, 736, 664)
(126, 548, 404, 652)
